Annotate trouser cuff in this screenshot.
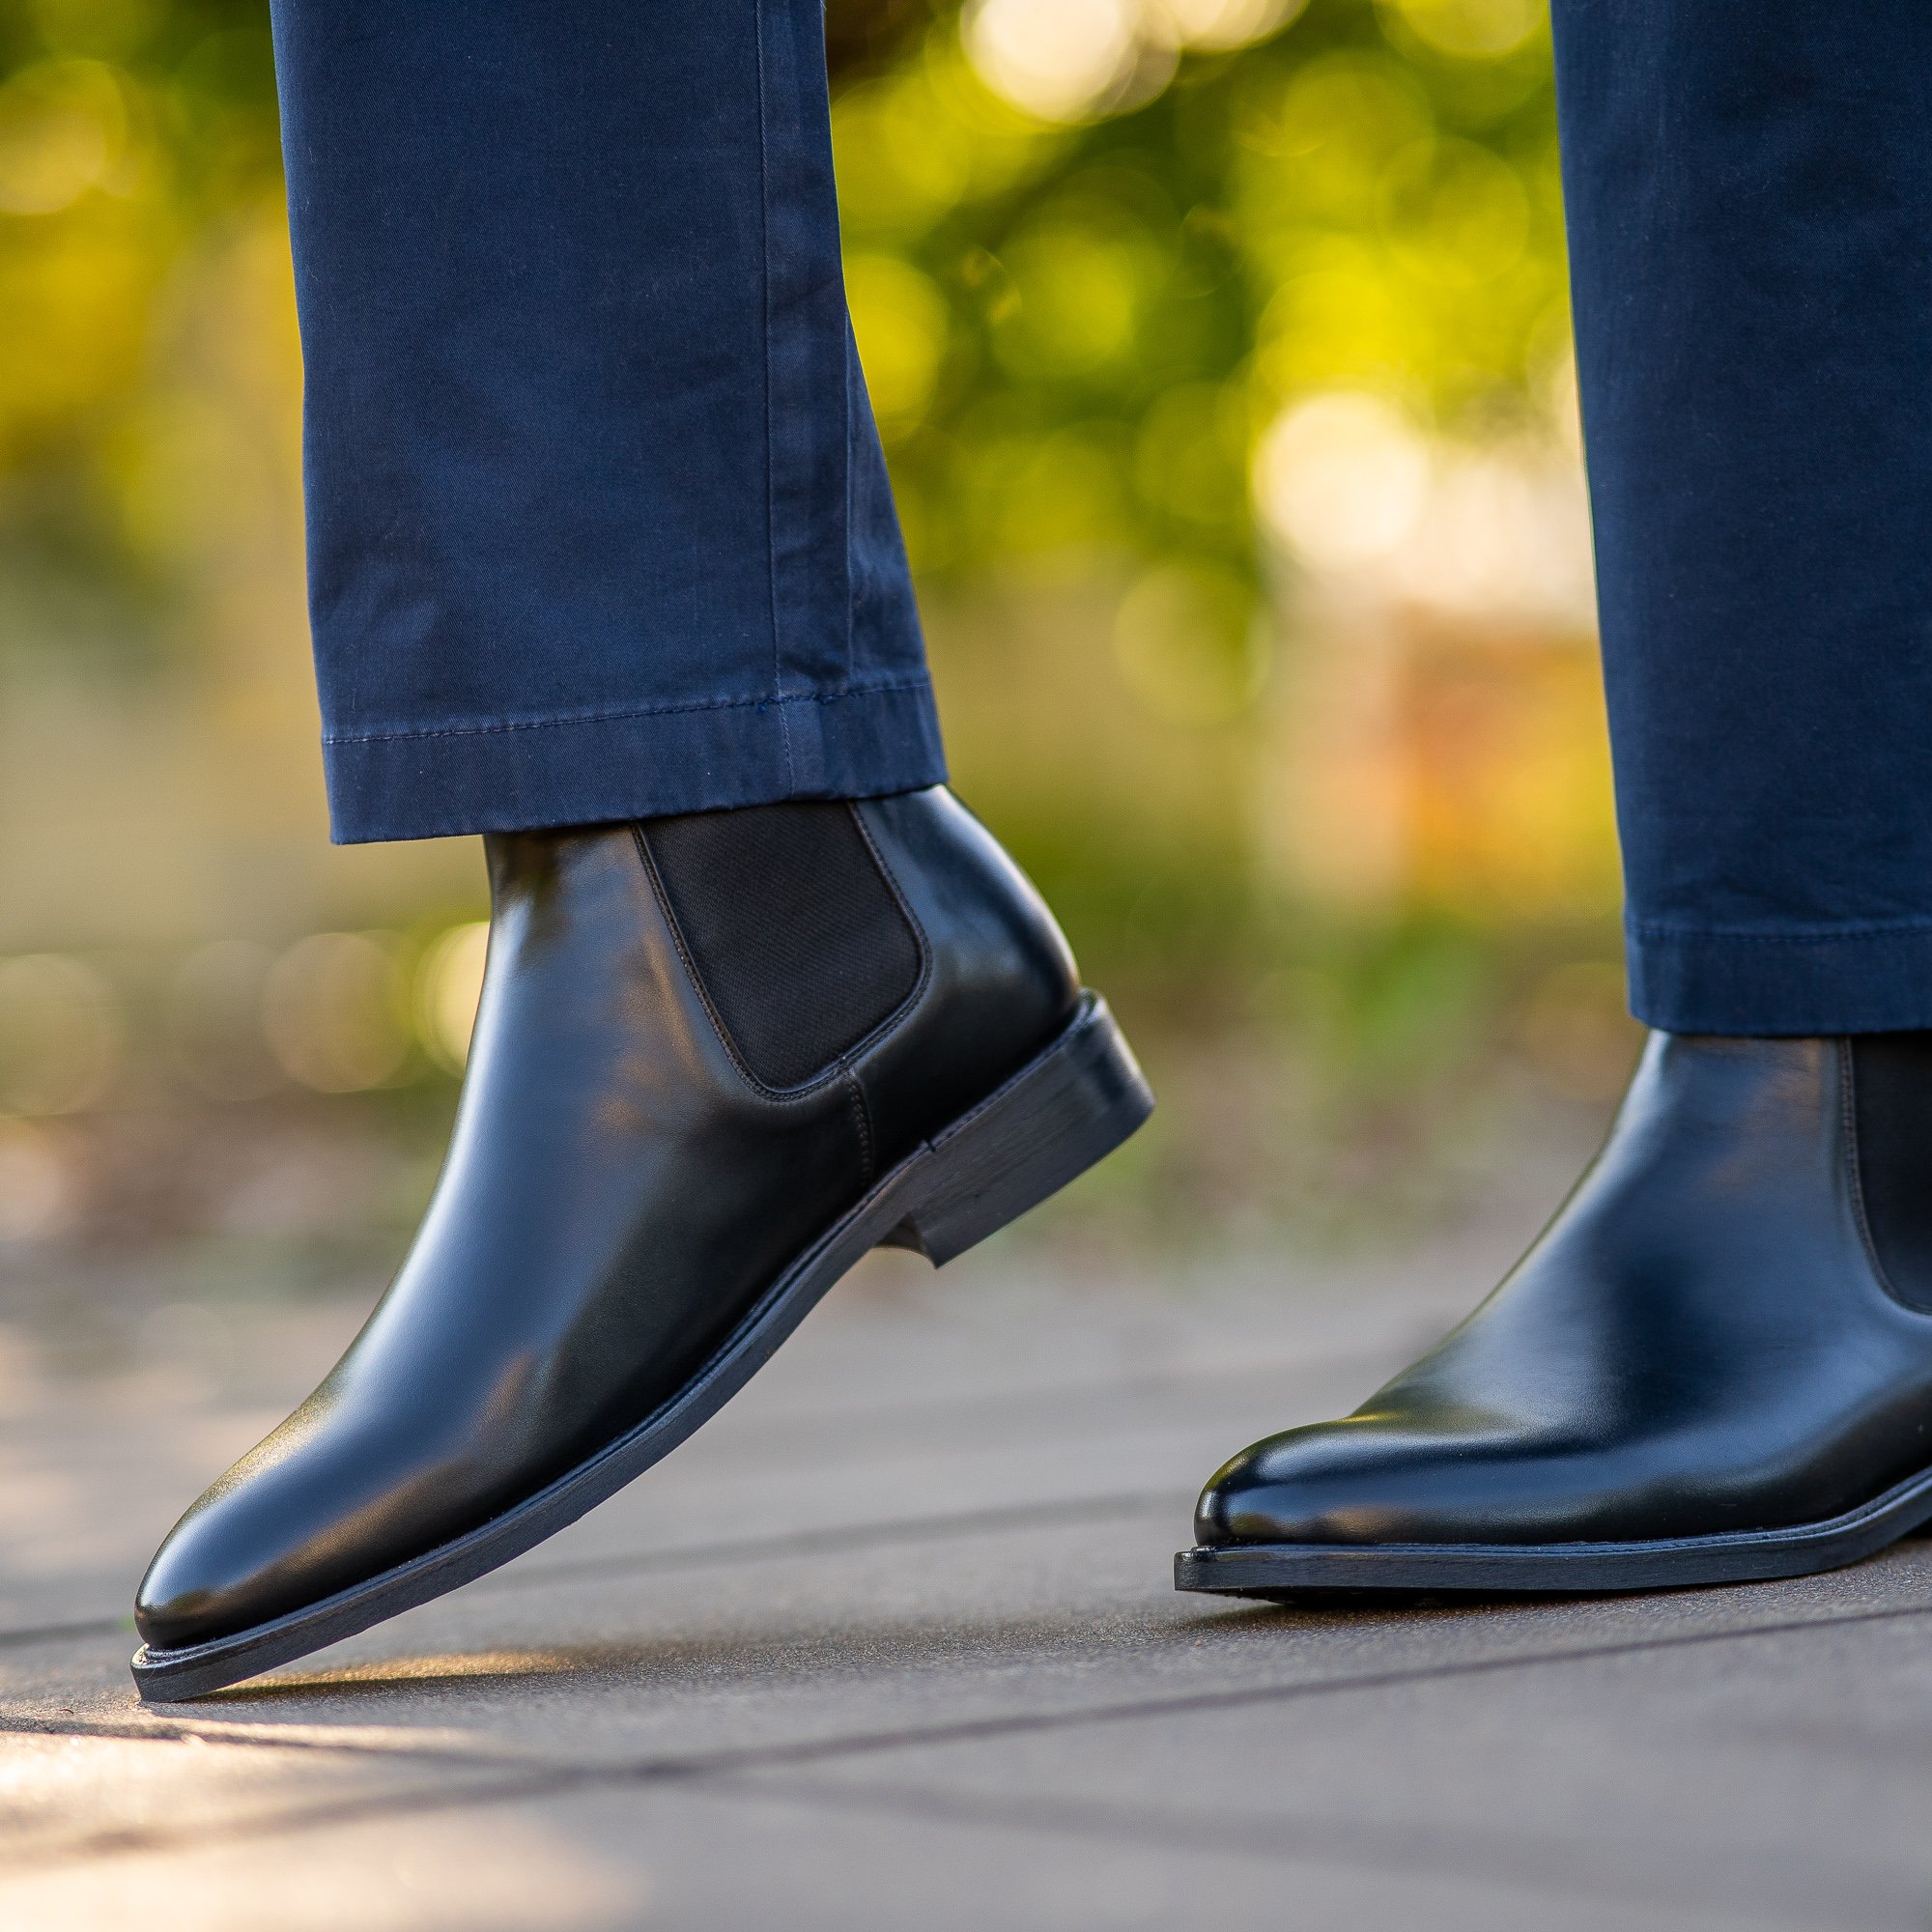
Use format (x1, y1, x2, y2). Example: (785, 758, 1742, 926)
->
(322, 679, 946, 843)
(1628, 921, 1932, 1035)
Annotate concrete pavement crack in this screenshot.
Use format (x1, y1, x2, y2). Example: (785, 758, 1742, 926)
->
(667, 1337, 1421, 1465)
(469, 1488, 1188, 1594)
(9, 1588, 1932, 1874)
(0, 1490, 1189, 1659)
(721, 1774, 1885, 1930)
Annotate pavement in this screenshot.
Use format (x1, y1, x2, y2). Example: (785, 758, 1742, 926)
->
(5, 1204, 1932, 1930)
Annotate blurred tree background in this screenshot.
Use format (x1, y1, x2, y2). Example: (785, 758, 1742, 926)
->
(0, 0, 1637, 1332)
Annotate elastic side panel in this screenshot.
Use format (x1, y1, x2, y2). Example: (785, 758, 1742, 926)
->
(1851, 1033, 1932, 1313)
(644, 801, 923, 1090)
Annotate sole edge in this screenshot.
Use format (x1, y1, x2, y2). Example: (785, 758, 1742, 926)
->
(1174, 1462, 1932, 1598)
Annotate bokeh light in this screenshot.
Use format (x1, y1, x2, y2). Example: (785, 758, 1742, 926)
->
(0, 60, 128, 215)
(993, 213, 1156, 379)
(0, 954, 123, 1115)
(1392, 442, 1595, 623)
(1144, 0, 1307, 54)
(1382, 0, 1544, 61)
(844, 253, 951, 436)
(1113, 562, 1265, 726)
(415, 922, 490, 1075)
(962, 0, 1142, 124)
(261, 933, 411, 1094)
(963, 0, 1310, 123)
(0, 1117, 73, 1241)
(1254, 391, 1432, 571)
(1378, 136, 1530, 286)
(167, 939, 283, 1101)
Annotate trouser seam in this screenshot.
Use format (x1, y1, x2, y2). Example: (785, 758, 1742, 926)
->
(1631, 923, 1932, 945)
(323, 678, 933, 747)
(753, 0, 795, 793)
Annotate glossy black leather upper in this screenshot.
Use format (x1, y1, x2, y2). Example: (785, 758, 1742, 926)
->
(136, 786, 1078, 1651)
(1199, 1033, 1932, 1550)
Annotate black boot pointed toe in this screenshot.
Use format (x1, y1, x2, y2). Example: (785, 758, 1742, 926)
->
(134, 786, 1151, 1698)
(1180, 1031, 1932, 1600)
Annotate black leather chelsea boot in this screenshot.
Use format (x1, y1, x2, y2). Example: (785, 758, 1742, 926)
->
(1180, 1031, 1932, 1599)
(134, 787, 1151, 1697)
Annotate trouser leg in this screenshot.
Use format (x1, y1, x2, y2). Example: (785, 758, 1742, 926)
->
(1552, 1, 1932, 1033)
(267, 0, 943, 844)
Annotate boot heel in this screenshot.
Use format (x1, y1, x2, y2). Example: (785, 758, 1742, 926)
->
(883, 993, 1153, 1266)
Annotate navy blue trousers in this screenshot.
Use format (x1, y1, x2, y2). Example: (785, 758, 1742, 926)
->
(269, 0, 944, 847)
(274, 2, 1932, 1036)
(1555, 3, 1932, 1033)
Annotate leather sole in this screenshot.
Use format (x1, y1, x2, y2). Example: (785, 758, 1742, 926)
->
(1174, 1458, 1932, 1599)
(132, 993, 1153, 1701)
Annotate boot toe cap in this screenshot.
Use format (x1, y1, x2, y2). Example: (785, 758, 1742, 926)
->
(135, 1435, 389, 1652)
(1194, 1418, 1479, 1548)
(135, 1492, 285, 1653)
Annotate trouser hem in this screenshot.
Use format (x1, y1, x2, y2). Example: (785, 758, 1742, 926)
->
(1628, 922, 1932, 1035)
(322, 679, 947, 844)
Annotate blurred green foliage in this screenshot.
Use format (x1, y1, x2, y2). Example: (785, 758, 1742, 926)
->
(832, 0, 1564, 600)
(0, 0, 1567, 652)
(0, 0, 278, 653)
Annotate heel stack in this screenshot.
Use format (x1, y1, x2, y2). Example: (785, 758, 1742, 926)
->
(882, 994, 1153, 1266)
